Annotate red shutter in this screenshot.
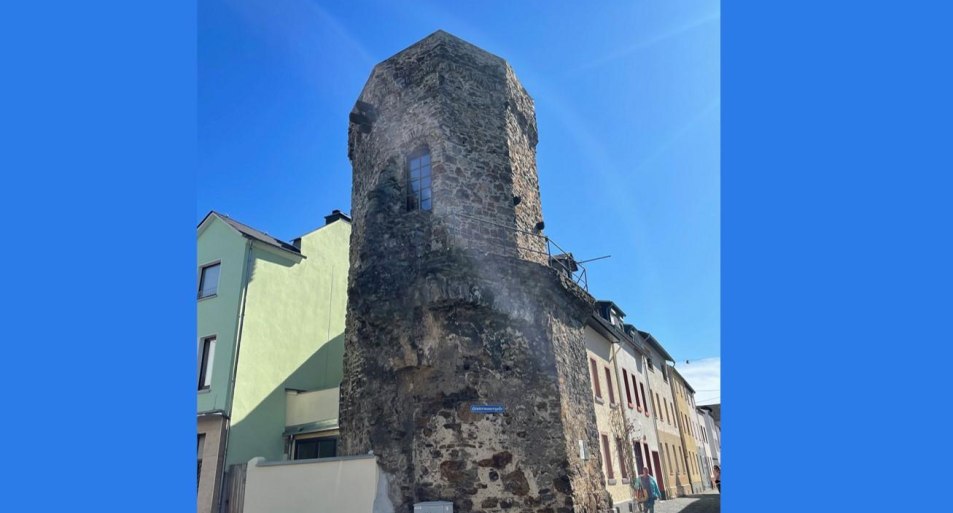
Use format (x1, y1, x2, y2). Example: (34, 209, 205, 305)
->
(590, 359, 601, 398)
(623, 369, 633, 406)
(632, 376, 641, 409)
(604, 368, 615, 404)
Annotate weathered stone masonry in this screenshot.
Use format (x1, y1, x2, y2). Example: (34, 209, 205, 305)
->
(340, 31, 611, 513)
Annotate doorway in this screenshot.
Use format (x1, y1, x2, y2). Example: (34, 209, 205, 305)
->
(652, 451, 666, 499)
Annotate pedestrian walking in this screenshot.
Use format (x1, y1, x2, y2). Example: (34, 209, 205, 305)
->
(712, 465, 721, 493)
(635, 467, 661, 513)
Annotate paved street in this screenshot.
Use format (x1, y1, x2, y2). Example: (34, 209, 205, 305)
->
(646, 489, 720, 513)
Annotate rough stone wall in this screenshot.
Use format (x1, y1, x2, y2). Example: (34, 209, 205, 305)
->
(347, 30, 547, 265)
(341, 31, 610, 513)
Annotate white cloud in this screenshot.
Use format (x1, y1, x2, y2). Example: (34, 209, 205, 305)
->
(673, 357, 720, 405)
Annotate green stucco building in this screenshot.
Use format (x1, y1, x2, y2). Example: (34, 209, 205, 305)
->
(196, 210, 350, 513)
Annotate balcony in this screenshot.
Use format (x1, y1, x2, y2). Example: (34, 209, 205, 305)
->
(284, 387, 339, 436)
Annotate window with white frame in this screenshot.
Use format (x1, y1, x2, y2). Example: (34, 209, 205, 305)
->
(198, 336, 216, 390)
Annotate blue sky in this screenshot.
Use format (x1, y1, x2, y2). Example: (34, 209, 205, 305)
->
(199, 0, 720, 402)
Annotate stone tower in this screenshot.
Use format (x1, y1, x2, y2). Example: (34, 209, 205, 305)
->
(340, 31, 611, 513)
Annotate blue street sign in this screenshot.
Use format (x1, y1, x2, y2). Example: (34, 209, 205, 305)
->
(470, 404, 505, 414)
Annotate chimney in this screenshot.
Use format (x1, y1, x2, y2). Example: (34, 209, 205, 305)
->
(324, 209, 351, 226)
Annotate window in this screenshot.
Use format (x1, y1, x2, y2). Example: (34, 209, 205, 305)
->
(601, 434, 614, 479)
(647, 358, 654, 371)
(633, 442, 645, 474)
(631, 375, 640, 409)
(590, 358, 602, 399)
(665, 445, 673, 474)
(198, 262, 220, 298)
(293, 436, 338, 460)
(197, 434, 205, 489)
(407, 149, 432, 211)
(604, 367, 615, 404)
(198, 336, 216, 390)
(640, 383, 649, 414)
(616, 438, 628, 479)
(623, 369, 632, 406)
(644, 443, 652, 475)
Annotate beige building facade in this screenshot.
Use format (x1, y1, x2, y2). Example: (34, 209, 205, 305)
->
(669, 365, 704, 494)
(584, 306, 635, 510)
(197, 415, 227, 513)
(617, 323, 666, 488)
(639, 330, 683, 498)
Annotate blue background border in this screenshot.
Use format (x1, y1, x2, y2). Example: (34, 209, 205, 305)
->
(2, 1, 951, 510)
(724, 1, 951, 510)
(2, 3, 194, 511)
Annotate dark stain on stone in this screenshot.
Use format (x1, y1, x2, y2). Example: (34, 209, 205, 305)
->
(552, 476, 572, 494)
(502, 468, 530, 496)
(439, 460, 468, 483)
(478, 451, 513, 468)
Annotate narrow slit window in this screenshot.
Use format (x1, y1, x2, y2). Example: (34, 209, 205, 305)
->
(590, 358, 602, 398)
(198, 336, 216, 390)
(617, 438, 628, 478)
(634, 377, 642, 409)
(197, 434, 205, 490)
(623, 369, 632, 405)
(407, 150, 432, 212)
(633, 442, 645, 475)
(601, 434, 614, 479)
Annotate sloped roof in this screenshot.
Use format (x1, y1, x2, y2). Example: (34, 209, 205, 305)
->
(637, 329, 675, 363)
(594, 299, 627, 318)
(699, 403, 720, 425)
(669, 365, 696, 394)
(198, 211, 303, 257)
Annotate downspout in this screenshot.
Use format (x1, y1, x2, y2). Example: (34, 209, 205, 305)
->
(217, 239, 253, 513)
(607, 336, 632, 499)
